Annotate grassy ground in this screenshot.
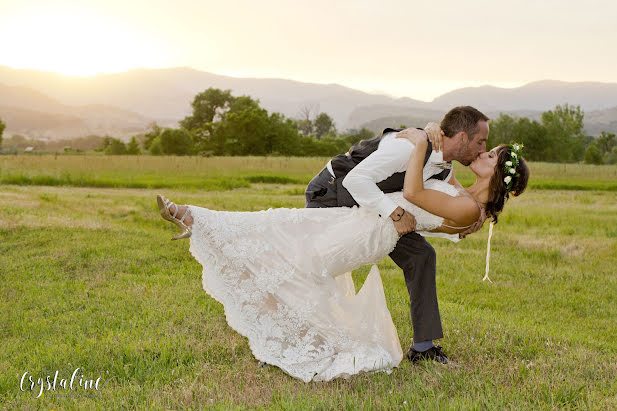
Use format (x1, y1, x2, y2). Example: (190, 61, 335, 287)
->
(1, 155, 617, 408)
(2, 154, 617, 191)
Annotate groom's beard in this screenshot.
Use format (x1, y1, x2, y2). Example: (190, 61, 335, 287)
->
(457, 142, 477, 166)
(455, 150, 474, 166)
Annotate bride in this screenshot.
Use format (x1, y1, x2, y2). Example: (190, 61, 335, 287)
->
(156, 129, 529, 382)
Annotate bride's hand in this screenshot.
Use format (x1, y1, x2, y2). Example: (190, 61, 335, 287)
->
(396, 128, 428, 145)
(424, 122, 444, 152)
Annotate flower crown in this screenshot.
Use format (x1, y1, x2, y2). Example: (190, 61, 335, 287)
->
(503, 143, 524, 192)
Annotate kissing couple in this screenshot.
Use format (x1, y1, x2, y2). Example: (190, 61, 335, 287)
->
(157, 106, 529, 382)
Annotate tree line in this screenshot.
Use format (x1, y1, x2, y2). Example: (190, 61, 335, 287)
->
(128, 88, 372, 157)
(0, 134, 109, 153)
(488, 104, 616, 164)
(1, 89, 616, 164)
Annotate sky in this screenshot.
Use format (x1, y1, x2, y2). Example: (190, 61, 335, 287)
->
(1, 0, 616, 101)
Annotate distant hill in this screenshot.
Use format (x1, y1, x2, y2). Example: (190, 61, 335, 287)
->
(1, 65, 616, 139)
(583, 106, 617, 136)
(0, 83, 163, 139)
(0, 105, 88, 139)
(349, 81, 617, 135)
(358, 109, 544, 134)
(431, 80, 617, 112)
(358, 107, 617, 137)
(0, 65, 426, 132)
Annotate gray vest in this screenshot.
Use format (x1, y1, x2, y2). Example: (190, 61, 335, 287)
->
(331, 128, 451, 207)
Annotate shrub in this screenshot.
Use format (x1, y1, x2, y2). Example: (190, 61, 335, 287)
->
(584, 144, 603, 165)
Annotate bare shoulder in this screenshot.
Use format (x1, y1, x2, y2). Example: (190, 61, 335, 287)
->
(456, 192, 481, 224)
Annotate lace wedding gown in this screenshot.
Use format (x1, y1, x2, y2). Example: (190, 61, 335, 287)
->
(187, 179, 461, 382)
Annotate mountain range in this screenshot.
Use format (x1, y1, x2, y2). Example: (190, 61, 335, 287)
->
(0, 65, 615, 140)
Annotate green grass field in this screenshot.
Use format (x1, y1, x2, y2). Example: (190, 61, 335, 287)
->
(1, 155, 616, 409)
(2, 154, 617, 191)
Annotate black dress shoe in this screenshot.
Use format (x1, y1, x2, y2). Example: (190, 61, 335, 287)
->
(406, 345, 449, 364)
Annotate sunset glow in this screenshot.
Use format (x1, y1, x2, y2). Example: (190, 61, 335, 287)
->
(0, 3, 174, 77)
(1, 0, 616, 100)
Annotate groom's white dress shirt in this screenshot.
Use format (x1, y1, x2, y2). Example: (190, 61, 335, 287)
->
(336, 131, 452, 217)
(327, 131, 459, 242)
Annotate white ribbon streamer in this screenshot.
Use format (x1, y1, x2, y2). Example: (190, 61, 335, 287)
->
(483, 221, 494, 283)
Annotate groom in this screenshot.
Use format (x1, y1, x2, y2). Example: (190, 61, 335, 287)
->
(305, 106, 489, 364)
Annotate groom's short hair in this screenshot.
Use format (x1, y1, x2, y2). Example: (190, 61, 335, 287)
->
(441, 106, 489, 139)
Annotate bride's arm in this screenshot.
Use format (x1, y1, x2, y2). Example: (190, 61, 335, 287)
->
(397, 130, 479, 226)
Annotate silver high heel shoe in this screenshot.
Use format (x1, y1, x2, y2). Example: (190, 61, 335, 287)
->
(157, 194, 192, 240)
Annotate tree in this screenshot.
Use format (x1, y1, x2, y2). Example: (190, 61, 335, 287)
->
(96, 136, 112, 152)
(158, 128, 194, 155)
(486, 114, 544, 161)
(296, 103, 318, 137)
(211, 106, 300, 156)
(541, 104, 586, 162)
(584, 143, 603, 164)
(214, 106, 270, 155)
(295, 118, 314, 137)
(183, 90, 302, 156)
(314, 113, 335, 139)
(487, 114, 518, 148)
(264, 112, 301, 155)
(514, 118, 547, 162)
(190, 124, 216, 155)
(605, 146, 617, 165)
(595, 131, 616, 154)
(229, 95, 261, 113)
(299, 137, 341, 156)
(143, 123, 162, 150)
(126, 136, 141, 155)
(149, 137, 163, 155)
(182, 90, 275, 155)
(338, 127, 375, 147)
(0, 117, 5, 148)
(104, 138, 128, 155)
(180, 88, 234, 130)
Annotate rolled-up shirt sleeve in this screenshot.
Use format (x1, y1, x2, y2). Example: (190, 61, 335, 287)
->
(342, 137, 414, 217)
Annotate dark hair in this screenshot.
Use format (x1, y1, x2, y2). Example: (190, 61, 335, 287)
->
(441, 106, 490, 139)
(486, 144, 530, 223)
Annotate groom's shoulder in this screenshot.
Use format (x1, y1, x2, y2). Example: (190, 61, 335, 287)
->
(380, 127, 404, 136)
(378, 129, 414, 151)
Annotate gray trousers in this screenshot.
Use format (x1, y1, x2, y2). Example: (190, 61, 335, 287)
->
(305, 168, 443, 342)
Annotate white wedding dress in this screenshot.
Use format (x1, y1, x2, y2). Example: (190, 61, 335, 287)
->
(187, 179, 462, 382)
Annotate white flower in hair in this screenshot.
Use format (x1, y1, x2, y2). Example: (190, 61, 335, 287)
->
(511, 152, 518, 158)
(513, 144, 520, 151)
(504, 176, 512, 184)
(505, 161, 513, 166)
(509, 168, 516, 174)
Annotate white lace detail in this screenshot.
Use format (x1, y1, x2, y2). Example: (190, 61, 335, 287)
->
(186, 180, 461, 382)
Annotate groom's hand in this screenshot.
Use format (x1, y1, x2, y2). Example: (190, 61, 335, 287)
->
(390, 206, 416, 236)
(459, 208, 487, 239)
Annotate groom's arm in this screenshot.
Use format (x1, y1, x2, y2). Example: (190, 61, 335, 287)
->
(342, 136, 412, 218)
(458, 208, 487, 239)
